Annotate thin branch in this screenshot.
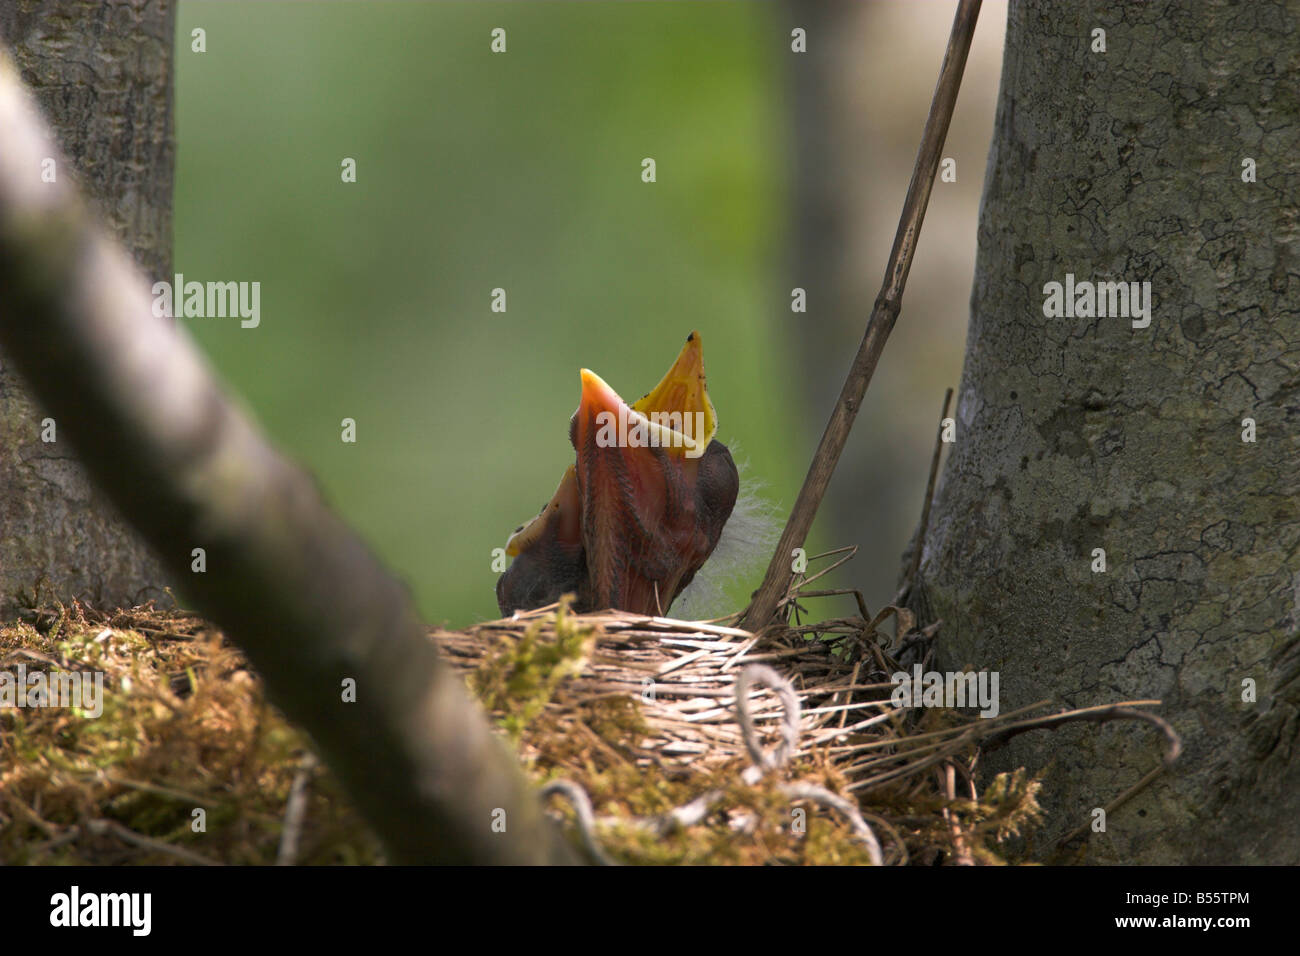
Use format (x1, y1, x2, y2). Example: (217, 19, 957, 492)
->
(980, 703, 1182, 767)
(1052, 765, 1167, 856)
(740, 0, 983, 631)
(897, 387, 953, 604)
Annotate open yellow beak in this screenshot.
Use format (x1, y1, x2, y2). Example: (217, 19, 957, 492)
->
(497, 330, 737, 617)
(632, 330, 718, 451)
(570, 331, 716, 461)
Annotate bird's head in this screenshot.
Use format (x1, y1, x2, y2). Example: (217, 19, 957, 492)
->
(498, 331, 739, 617)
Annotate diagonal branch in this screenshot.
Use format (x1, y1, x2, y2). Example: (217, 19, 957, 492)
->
(0, 49, 576, 865)
(740, 0, 983, 632)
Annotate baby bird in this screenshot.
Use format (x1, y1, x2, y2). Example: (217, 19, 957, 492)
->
(497, 332, 739, 617)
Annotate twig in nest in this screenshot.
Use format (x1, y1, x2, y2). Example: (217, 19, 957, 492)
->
(540, 779, 619, 866)
(1052, 765, 1168, 856)
(784, 546, 861, 595)
(941, 762, 975, 866)
(897, 387, 954, 605)
(84, 819, 221, 866)
(739, 0, 983, 632)
(978, 702, 1182, 857)
(276, 752, 319, 866)
(780, 782, 883, 866)
(735, 664, 802, 778)
(780, 546, 873, 628)
(647, 790, 726, 835)
(980, 703, 1182, 767)
(861, 810, 909, 866)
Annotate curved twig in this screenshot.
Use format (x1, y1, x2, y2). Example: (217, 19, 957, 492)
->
(981, 703, 1182, 767)
(780, 782, 884, 866)
(735, 664, 802, 774)
(541, 779, 620, 866)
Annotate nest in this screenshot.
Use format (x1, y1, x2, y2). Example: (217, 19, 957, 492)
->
(0, 548, 1179, 865)
(434, 546, 1181, 865)
(431, 549, 1039, 864)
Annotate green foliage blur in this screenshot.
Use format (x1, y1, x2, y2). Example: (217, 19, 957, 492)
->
(175, 2, 805, 627)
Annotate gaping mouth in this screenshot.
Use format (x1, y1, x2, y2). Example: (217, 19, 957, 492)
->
(498, 331, 738, 617)
(629, 328, 718, 453)
(575, 368, 710, 459)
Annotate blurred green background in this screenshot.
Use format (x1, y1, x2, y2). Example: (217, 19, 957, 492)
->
(174, 1, 1004, 628)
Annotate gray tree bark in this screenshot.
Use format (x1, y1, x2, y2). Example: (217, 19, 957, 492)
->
(0, 1, 171, 613)
(914, 0, 1300, 863)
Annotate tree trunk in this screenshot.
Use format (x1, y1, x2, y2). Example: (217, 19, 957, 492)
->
(915, 0, 1300, 864)
(0, 1, 172, 612)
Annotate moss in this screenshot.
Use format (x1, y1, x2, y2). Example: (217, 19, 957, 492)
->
(0, 601, 382, 865)
(470, 597, 596, 742)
